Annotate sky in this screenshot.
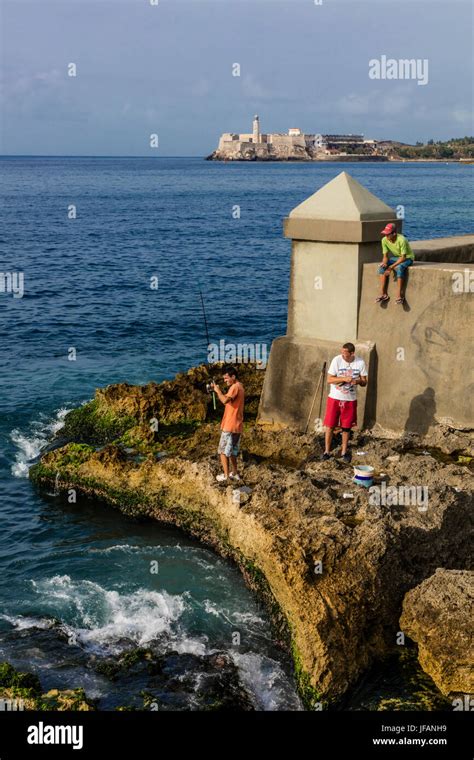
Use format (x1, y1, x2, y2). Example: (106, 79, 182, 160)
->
(0, 0, 472, 156)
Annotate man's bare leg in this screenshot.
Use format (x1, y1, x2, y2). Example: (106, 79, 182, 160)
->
(340, 430, 350, 455)
(220, 453, 230, 479)
(379, 272, 389, 297)
(230, 455, 238, 476)
(324, 427, 334, 454)
(397, 276, 404, 300)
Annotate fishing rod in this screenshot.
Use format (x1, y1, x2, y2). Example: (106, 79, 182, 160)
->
(317, 360, 327, 423)
(199, 290, 217, 410)
(304, 361, 327, 435)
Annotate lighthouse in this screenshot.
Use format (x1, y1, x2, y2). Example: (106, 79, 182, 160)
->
(253, 114, 260, 144)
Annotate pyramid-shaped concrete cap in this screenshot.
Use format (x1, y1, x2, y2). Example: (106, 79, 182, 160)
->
(284, 171, 400, 243)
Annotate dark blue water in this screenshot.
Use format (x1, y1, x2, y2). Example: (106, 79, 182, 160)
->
(0, 157, 472, 709)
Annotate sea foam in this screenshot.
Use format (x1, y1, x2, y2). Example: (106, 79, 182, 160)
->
(10, 407, 72, 478)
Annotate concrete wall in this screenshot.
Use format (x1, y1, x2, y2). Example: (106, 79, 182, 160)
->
(258, 337, 375, 432)
(358, 261, 474, 432)
(258, 172, 474, 436)
(412, 235, 474, 263)
(261, 255, 474, 435)
(287, 240, 381, 343)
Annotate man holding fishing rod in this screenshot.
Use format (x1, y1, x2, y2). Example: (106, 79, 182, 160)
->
(211, 367, 245, 485)
(198, 292, 244, 484)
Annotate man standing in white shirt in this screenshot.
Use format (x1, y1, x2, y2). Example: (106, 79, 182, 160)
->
(321, 342, 367, 463)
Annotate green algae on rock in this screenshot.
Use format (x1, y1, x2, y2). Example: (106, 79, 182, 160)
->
(0, 662, 95, 711)
(59, 363, 265, 447)
(337, 647, 452, 711)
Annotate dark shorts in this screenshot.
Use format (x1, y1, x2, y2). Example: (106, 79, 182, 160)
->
(218, 432, 241, 457)
(378, 256, 413, 279)
(323, 397, 358, 429)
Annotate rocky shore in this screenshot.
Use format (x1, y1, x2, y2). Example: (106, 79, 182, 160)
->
(0, 662, 94, 711)
(29, 364, 473, 709)
(206, 146, 388, 162)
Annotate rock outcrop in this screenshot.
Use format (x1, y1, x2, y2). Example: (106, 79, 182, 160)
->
(400, 569, 474, 697)
(206, 143, 312, 162)
(30, 365, 474, 707)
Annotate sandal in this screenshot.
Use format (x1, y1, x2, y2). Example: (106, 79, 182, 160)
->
(396, 297, 405, 304)
(375, 294, 390, 303)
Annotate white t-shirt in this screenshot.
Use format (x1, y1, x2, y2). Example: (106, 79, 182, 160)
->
(328, 355, 367, 402)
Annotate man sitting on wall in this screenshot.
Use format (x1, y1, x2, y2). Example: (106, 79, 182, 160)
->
(321, 343, 367, 463)
(212, 366, 245, 485)
(376, 222, 415, 305)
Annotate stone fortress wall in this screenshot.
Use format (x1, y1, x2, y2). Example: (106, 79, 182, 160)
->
(211, 116, 382, 161)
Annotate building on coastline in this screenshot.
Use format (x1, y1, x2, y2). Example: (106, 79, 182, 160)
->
(207, 116, 385, 161)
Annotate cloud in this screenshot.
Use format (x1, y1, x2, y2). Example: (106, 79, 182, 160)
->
(330, 86, 415, 117)
(0, 68, 89, 122)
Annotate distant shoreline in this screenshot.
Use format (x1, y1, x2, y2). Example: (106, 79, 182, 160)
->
(207, 157, 472, 164)
(0, 155, 472, 163)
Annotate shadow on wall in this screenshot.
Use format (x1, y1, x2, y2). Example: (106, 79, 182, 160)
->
(404, 387, 436, 435)
(363, 346, 378, 428)
(410, 294, 474, 426)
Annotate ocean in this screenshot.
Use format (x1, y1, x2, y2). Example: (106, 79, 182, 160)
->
(0, 157, 472, 709)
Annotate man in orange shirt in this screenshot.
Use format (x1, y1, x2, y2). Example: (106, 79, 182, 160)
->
(211, 366, 245, 485)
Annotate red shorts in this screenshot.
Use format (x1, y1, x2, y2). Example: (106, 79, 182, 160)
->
(323, 397, 358, 429)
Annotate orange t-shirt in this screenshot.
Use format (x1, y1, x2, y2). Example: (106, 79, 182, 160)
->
(221, 381, 245, 433)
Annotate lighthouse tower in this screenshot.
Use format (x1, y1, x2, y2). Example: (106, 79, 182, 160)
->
(252, 114, 260, 144)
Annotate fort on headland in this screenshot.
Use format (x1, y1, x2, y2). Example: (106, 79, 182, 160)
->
(207, 115, 387, 161)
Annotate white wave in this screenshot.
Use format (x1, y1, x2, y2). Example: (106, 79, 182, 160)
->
(29, 574, 189, 654)
(202, 600, 221, 617)
(88, 544, 145, 555)
(88, 544, 216, 570)
(4, 586, 301, 710)
(231, 610, 266, 626)
(168, 636, 210, 657)
(230, 651, 303, 712)
(193, 556, 218, 572)
(10, 406, 72, 478)
(0, 613, 56, 631)
(192, 598, 234, 627)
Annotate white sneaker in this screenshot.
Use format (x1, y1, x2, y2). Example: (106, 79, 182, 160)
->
(216, 473, 229, 483)
(229, 473, 241, 482)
